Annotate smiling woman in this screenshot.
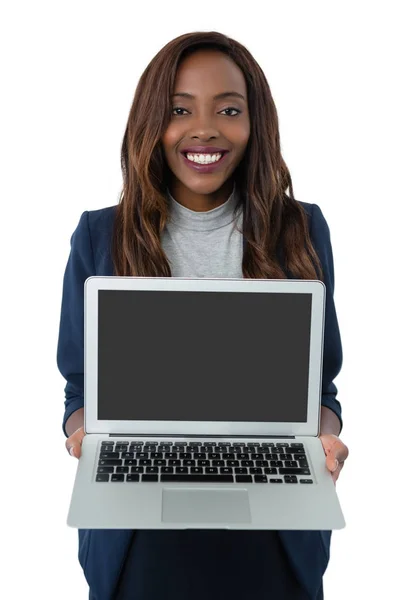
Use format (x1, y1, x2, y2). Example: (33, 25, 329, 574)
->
(161, 50, 251, 210)
(57, 30, 345, 600)
(112, 31, 324, 282)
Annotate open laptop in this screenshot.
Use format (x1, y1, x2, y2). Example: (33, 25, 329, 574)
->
(67, 276, 345, 530)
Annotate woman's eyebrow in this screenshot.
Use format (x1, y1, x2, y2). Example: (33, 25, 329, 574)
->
(172, 91, 246, 101)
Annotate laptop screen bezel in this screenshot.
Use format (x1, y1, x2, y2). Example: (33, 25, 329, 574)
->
(84, 276, 325, 437)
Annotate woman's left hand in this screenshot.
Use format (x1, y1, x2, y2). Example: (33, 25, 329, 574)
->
(319, 434, 349, 485)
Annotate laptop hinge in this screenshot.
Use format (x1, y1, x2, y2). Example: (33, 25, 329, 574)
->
(109, 434, 296, 439)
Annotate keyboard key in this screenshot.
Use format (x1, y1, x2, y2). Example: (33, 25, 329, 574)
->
(96, 474, 110, 482)
(142, 474, 158, 482)
(212, 460, 225, 467)
(183, 460, 196, 466)
(101, 441, 113, 445)
(116, 467, 129, 473)
(241, 460, 254, 467)
(111, 474, 124, 482)
(161, 474, 234, 483)
(121, 452, 135, 459)
(165, 452, 178, 459)
(254, 475, 268, 483)
(270, 461, 283, 468)
(194, 453, 207, 459)
(221, 467, 233, 474)
(284, 461, 298, 468)
(150, 452, 163, 459)
(97, 466, 114, 473)
(176, 467, 189, 474)
(198, 460, 211, 467)
(226, 460, 240, 467)
(146, 467, 159, 474)
(100, 452, 120, 459)
(139, 459, 152, 466)
(299, 479, 313, 484)
(137, 452, 149, 459)
(299, 460, 309, 468)
(250, 468, 263, 474)
(264, 468, 277, 475)
(124, 459, 137, 466)
(101, 445, 114, 452)
(131, 467, 144, 473)
(168, 460, 181, 466)
(205, 467, 218, 474)
(127, 474, 140, 482)
(235, 468, 248, 475)
(290, 443, 304, 448)
(161, 467, 174, 473)
(99, 459, 122, 466)
(270, 479, 283, 483)
(153, 459, 167, 466)
(284, 475, 298, 483)
(236, 475, 252, 483)
(191, 467, 203, 474)
(130, 445, 144, 452)
(279, 468, 310, 475)
(276, 443, 289, 447)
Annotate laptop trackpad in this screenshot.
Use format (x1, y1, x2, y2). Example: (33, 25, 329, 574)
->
(161, 488, 251, 524)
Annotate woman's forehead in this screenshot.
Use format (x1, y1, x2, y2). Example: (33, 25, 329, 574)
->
(173, 50, 247, 97)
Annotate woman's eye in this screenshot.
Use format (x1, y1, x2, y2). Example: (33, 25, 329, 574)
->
(172, 107, 188, 116)
(220, 107, 241, 116)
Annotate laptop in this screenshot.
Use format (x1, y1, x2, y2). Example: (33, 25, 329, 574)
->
(66, 276, 346, 530)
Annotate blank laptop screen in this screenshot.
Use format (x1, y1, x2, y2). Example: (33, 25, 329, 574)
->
(97, 290, 313, 423)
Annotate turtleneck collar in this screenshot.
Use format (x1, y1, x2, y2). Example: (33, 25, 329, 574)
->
(166, 183, 241, 232)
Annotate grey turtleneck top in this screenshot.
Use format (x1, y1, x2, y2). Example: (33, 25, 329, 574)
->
(161, 185, 244, 278)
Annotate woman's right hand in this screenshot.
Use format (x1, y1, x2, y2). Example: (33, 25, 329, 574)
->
(66, 426, 86, 459)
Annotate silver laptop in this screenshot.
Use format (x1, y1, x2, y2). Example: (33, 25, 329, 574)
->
(67, 276, 345, 530)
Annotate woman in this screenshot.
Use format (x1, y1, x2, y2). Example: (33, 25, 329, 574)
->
(57, 31, 349, 600)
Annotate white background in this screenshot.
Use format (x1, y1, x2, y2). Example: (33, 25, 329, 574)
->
(2, 1, 399, 598)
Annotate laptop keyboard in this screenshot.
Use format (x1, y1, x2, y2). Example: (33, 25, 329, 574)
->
(95, 440, 313, 485)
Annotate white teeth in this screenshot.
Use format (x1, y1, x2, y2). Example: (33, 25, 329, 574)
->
(186, 152, 222, 164)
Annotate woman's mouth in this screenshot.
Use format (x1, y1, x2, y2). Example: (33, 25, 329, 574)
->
(180, 151, 229, 174)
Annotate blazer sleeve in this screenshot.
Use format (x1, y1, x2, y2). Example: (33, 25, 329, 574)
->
(310, 203, 344, 434)
(56, 211, 95, 438)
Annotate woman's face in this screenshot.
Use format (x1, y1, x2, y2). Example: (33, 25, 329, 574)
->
(161, 49, 250, 208)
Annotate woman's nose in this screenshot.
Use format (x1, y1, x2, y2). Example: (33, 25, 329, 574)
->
(188, 116, 219, 140)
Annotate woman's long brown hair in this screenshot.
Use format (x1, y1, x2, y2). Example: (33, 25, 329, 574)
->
(112, 31, 323, 281)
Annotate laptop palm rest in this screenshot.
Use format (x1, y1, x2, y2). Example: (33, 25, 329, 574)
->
(161, 488, 251, 524)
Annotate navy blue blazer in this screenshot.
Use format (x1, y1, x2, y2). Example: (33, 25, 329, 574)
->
(57, 201, 343, 600)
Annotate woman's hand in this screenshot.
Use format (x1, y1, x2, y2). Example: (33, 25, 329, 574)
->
(65, 426, 86, 459)
(319, 434, 349, 485)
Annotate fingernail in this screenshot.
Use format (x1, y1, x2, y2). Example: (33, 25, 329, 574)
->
(333, 459, 339, 472)
(69, 446, 75, 457)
